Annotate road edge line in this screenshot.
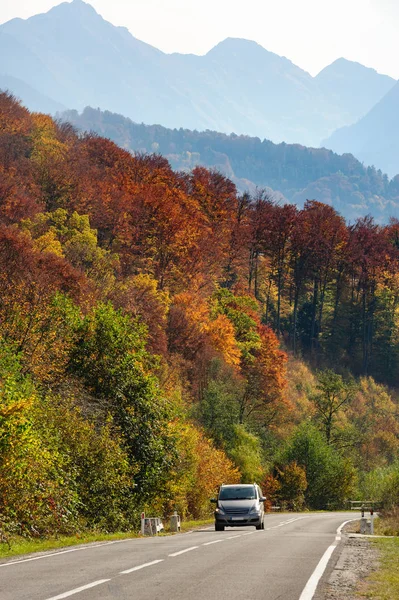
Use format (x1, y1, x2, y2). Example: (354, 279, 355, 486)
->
(298, 518, 359, 600)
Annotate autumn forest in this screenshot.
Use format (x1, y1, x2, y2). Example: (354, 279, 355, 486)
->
(1, 92, 399, 539)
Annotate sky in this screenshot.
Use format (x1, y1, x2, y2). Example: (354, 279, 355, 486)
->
(0, 0, 398, 78)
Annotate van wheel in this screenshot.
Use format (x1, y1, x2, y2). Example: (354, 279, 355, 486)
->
(215, 524, 224, 531)
(261, 521, 265, 530)
(256, 523, 262, 530)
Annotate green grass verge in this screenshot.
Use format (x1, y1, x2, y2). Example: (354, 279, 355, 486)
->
(362, 537, 399, 599)
(0, 519, 214, 560)
(179, 518, 214, 532)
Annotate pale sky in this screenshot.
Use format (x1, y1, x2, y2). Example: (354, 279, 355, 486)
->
(0, 0, 398, 78)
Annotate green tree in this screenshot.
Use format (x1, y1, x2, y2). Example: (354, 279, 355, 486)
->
(69, 303, 176, 501)
(195, 359, 242, 448)
(311, 369, 356, 444)
(227, 425, 265, 483)
(282, 424, 356, 509)
(276, 462, 307, 511)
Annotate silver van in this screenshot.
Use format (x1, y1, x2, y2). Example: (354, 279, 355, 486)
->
(212, 483, 266, 531)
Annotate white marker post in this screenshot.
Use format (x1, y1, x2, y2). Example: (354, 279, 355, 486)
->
(141, 512, 145, 535)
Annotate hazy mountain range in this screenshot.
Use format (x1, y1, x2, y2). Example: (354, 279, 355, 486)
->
(325, 80, 399, 178)
(61, 106, 399, 223)
(0, 0, 396, 149)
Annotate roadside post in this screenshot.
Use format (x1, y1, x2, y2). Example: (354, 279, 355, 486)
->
(370, 507, 374, 535)
(350, 500, 380, 535)
(141, 512, 145, 535)
(170, 511, 181, 532)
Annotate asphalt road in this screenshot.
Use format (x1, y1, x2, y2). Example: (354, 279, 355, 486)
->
(0, 512, 355, 600)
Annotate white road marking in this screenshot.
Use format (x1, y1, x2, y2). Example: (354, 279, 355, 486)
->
(203, 540, 223, 546)
(0, 540, 127, 568)
(242, 531, 256, 535)
(45, 579, 110, 600)
(169, 546, 199, 557)
(226, 535, 242, 539)
(337, 520, 355, 536)
(298, 518, 358, 600)
(298, 545, 336, 600)
(270, 516, 309, 530)
(120, 559, 164, 574)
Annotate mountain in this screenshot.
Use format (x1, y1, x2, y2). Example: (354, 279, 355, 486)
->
(0, 0, 395, 146)
(316, 58, 395, 126)
(60, 105, 399, 223)
(0, 74, 65, 114)
(324, 81, 399, 178)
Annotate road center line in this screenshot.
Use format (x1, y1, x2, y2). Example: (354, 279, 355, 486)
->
(45, 579, 110, 600)
(203, 540, 223, 546)
(169, 546, 199, 557)
(120, 559, 164, 574)
(226, 535, 242, 539)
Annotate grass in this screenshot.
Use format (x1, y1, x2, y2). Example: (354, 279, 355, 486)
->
(179, 518, 213, 532)
(361, 537, 399, 599)
(0, 518, 214, 561)
(374, 508, 399, 537)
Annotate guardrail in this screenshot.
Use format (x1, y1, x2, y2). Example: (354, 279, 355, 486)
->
(349, 500, 382, 511)
(141, 515, 164, 536)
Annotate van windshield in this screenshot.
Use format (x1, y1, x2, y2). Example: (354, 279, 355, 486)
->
(219, 486, 256, 500)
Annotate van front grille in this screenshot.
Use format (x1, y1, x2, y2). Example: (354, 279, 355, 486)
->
(223, 507, 250, 515)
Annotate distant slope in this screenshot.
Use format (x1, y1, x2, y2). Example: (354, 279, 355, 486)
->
(324, 81, 399, 178)
(316, 58, 395, 125)
(60, 106, 399, 222)
(0, 0, 395, 147)
(0, 74, 65, 114)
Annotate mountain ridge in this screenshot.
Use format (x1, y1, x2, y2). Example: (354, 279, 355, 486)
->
(0, 0, 395, 147)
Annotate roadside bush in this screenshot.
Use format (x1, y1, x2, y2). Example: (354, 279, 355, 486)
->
(0, 342, 79, 537)
(34, 393, 136, 532)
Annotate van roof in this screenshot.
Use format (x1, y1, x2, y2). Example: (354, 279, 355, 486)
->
(221, 484, 256, 487)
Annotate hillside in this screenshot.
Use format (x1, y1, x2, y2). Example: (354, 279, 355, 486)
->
(324, 80, 399, 178)
(0, 73, 66, 113)
(1, 92, 399, 540)
(61, 105, 399, 222)
(0, 0, 395, 147)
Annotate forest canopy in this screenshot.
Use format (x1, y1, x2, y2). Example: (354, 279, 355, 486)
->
(1, 93, 398, 538)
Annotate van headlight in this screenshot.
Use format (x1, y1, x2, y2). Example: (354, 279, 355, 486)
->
(215, 507, 225, 514)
